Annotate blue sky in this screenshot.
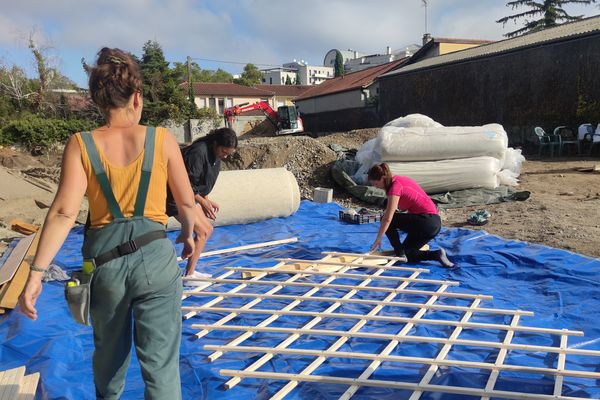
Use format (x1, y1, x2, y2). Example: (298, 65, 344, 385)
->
(1, 0, 598, 88)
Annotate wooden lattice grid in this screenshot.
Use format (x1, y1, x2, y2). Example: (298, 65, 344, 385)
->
(181, 252, 600, 400)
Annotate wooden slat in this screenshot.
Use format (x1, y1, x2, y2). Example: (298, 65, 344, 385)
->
(17, 373, 39, 400)
(182, 277, 489, 299)
(218, 370, 588, 400)
(0, 234, 34, 286)
(0, 231, 40, 310)
(406, 299, 481, 400)
(184, 290, 533, 316)
(224, 266, 456, 285)
(207, 255, 382, 364)
(182, 305, 583, 336)
(190, 323, 600, 357)
(223, 260, 410, 390)
(203, 344, 600, 379)
(0, 366, 25, 400)
(481, 314, 521, 400)
(553, 332, 569, 397)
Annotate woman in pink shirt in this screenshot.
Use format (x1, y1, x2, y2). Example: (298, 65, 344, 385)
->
(368, 163, 453, 268)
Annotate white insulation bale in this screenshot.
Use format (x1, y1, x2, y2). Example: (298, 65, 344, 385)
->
(387, 157, 502, 194)
(210, 168, 300, 226)
(384, 113, 443, 129)
(378, 124, 508, 162)
(167, 167, 300, 229)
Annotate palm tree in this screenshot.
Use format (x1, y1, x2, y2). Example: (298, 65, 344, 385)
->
(497, 0, 596, 38)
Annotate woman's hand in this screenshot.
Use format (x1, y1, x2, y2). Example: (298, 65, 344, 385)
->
(19, 273, 43, 320)
(369, 238, 382, 254)
(199, 197, 217, 220)
(176, 234, 195, 262)
(208, 199, 219, 214)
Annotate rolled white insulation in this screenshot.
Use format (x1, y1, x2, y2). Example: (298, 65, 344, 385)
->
(167, 167, 300, 229)
(378, 124, 508, 162)
(387, 157, 502, 194)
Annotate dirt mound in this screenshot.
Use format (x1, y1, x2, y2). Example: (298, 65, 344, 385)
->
(0, 147, 45, 169)
(222, 136, 339, 198)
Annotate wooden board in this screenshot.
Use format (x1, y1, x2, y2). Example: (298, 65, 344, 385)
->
(0, 366, 25, 400)
(0, 235, 35, 286)
(18, 372, 40, 400)
(0, 231, 40, 310)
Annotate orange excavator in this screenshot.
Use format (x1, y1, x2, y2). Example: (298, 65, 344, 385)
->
(223, 101, 304, 135)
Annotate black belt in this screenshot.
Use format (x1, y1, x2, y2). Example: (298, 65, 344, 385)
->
(94, 230, 167, 267)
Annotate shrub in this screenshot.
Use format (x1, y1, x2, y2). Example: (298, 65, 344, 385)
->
(0, 117, 96, 148)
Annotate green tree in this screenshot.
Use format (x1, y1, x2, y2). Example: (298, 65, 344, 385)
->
(138, 40, 192, 125)
(234, 63, 262, 86)
(284, 75, 292, 85)
(334, 50, 345, 77)
(294, 72, 301, 85)
(497, 0, 596, 38)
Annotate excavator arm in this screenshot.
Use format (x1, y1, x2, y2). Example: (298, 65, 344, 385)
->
(223, 101, 279, 129)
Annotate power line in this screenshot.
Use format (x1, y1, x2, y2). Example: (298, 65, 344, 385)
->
(189, 56, 282, 68)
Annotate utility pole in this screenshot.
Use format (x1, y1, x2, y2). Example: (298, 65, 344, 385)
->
(186, 56, 193, 142)
(422, 0, 429, 35)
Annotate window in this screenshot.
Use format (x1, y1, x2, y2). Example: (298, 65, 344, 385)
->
(218, 98, 225, 113)
(226, 98, 233, 108)
(209, 98, 216, 110)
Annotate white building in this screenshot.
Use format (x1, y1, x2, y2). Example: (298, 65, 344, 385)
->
(261, 60, 334, 86)
(324, 46, 420, 73)
(261, 67, 298, 85)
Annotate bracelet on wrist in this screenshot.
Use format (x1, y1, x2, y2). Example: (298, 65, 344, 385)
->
(30, 264, 48, 273)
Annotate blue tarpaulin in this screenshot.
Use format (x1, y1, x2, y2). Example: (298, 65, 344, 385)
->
(1, 201, 599, 399)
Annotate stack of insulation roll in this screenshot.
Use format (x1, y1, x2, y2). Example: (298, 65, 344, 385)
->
(353, 114, 525, 194)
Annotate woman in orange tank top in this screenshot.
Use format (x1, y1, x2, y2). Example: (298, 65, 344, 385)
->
(19, 47, 196, 399)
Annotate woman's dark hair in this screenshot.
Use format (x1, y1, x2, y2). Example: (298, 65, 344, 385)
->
(368, 163, 393, 191)
(194, 127, 238, 149)
(88, 47, 142, 116)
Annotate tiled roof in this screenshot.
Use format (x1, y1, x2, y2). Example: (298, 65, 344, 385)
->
(383, 15, 600, 78)
(185, 82, 274, 97)
(294, 58, 408, 101)
(254, 84, 312, 97)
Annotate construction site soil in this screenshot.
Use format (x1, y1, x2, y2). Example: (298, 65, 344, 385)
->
(1, 128, 599, 260)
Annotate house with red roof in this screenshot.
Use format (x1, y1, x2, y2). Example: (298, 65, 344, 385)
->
(292, 58, 408, 132)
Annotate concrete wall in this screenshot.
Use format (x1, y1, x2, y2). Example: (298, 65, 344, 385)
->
(378, 33, 600, 147)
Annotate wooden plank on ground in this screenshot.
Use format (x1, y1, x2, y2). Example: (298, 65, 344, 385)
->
(9, 219, 39, 236)
(0, 366, 25, 400)
(0, 231, 41, 310)
(18, 372, 40, 400)
(0, 234, 35, 286)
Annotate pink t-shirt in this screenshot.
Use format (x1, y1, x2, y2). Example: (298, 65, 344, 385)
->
(388, 175, 438, 215)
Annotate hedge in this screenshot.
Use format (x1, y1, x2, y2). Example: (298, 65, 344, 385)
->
(0, 118, 97, 148)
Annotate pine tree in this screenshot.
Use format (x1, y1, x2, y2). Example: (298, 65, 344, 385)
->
(285, 75, 292, 85)
(497, 0, 596, 38)
(334, 50, 345, 77)
(138, 40, 191, 125)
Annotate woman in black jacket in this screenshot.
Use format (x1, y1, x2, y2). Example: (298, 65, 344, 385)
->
(166, 127, 238, 274)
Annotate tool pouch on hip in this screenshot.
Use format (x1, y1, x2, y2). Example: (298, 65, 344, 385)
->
(64, 270, 93, 326)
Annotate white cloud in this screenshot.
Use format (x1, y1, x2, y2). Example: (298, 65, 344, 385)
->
(1, 0, 598, 85)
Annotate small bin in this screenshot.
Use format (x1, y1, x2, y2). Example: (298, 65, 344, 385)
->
(338, 210, 383, 224)
(314, 187, 333, 203)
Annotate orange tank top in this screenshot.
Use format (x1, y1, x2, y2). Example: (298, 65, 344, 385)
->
(75, 127, 169, 227)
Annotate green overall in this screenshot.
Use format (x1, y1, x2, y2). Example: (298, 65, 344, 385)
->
(80, 129, 182, 400)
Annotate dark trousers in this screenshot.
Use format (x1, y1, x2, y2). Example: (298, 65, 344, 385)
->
(385, 212, 442, 263)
